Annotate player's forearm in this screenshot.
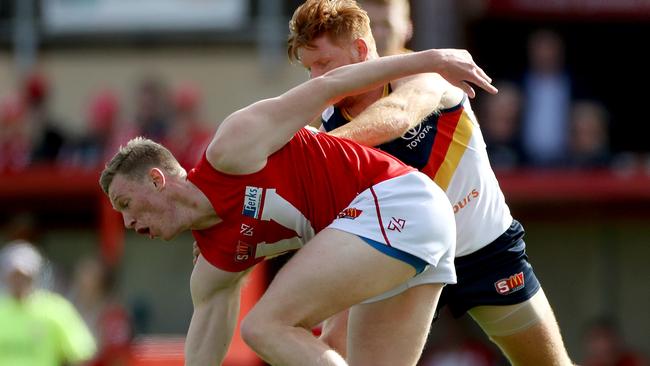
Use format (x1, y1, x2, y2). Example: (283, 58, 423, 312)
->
(329, 101, 413, 146)
(322, 49, 444, 105)
(330, 75, 445, 146)
(185, 287, 242, 366)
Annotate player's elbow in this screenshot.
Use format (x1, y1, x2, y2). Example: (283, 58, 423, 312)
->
(314, 73, 353, 105)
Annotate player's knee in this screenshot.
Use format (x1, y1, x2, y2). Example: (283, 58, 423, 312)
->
(240, 311, 270, 350)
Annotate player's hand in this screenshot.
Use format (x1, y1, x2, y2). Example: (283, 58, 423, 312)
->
(430, 49, 498, 98)
(192, 241, 201, 266)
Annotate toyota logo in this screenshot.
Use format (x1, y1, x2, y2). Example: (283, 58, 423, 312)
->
(402, 124, 422, 140)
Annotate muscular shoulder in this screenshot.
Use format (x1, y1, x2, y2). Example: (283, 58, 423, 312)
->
(205, 118, 267, 175)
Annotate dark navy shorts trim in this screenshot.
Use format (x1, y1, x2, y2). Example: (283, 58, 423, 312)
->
(437, 219, 541, 318)
(361, 237, 428, 275)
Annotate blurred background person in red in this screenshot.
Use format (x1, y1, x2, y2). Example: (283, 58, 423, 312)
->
(0, 92, 31, 171)
(69, 256, 132, 366)
(162, 83, 212, 170)
(59, 89, 138, 169)
(22, 71, 67, 164)
(582, 316, 648, 366)
(419, 309, 500, 366)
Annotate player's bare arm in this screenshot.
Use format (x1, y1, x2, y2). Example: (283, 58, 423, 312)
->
(205, 49, 495, 175)
(184, 256, 250, 365)
(327, 72, 459, 146)
(328, 51, 493, 146)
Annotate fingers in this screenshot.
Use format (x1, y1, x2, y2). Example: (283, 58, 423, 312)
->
(473, 76, 498, 95)
(474, 66, 498, 94)
(460, 81, 476, 99)
(440, 49, 498, 97)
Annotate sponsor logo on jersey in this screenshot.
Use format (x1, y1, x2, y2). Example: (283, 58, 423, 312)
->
(387, 217, 406, 232)
(494, 271, 525, 295)
(404, 124, 433, 150)
(235, 240, 252, 262)
(337, 207, 363, 219)
(453, 188, 480, 214)
(242, 186, 263, 218)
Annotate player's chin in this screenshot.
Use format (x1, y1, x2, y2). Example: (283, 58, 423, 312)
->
(160, 230, 181, 242)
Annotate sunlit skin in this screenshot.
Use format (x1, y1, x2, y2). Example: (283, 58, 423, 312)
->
(299, 35, 385, 116)
(108, 169, 219, 241)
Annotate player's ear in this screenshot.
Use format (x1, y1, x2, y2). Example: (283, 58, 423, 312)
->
(352, 38, 369, 61)
(149, 168, 166, 190)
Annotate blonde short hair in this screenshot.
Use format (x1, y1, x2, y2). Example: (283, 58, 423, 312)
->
(99, 137, 184, 195)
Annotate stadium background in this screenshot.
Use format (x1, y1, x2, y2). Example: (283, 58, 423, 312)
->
(0, 0, 648, 365)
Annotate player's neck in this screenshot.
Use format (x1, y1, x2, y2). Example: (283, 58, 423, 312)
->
(341, 86, 384, 118)
(183, 180, 222, 230)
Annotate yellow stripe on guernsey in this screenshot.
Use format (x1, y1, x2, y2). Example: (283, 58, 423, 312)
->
(434, 110, 474, 191)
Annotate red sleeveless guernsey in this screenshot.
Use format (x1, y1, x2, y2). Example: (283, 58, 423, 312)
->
(187, 127, 414, 272)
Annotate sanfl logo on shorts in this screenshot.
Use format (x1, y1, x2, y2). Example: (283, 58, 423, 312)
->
(494, 272, 525, 295)
(337, 207, 363, 219)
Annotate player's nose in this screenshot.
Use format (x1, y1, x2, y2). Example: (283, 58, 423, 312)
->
(123, 215, 136, 229)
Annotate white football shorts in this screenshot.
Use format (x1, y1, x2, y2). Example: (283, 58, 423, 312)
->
(327, 171, 457, 302)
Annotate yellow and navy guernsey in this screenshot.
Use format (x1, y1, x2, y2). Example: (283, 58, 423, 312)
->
(322, 86, 513, 256)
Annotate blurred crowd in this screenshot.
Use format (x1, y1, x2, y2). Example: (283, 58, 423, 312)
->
(0, 28, 648, 175)
(477, 29, 619, 172)
(0, 72, 212, 173)
(2, 237, 647, 365)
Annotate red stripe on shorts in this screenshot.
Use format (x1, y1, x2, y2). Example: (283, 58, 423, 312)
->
(370, 186, 391, 246)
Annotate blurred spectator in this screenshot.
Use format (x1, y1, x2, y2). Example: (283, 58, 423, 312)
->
(419, 309, 498, 366)
(22, 71, 67, 164)
(69, 256, 132, 366)
(521, 29, 572, 167)
(0, 240, 96, 366)
(479, 81, 525, 170)
(60, 89, 138, 169)
(162, 83, 212, 169)
(133, 75, 171, 143)
(358, 0, 412, 56)
(565, 100, 611, 169)
(0, 93, 31, 171)
(582, 316, 648, 366)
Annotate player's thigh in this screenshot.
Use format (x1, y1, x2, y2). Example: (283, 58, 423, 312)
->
(347, 283, 443, 366)
(470, 289, 572, 366)
(247, 228, 417, 329)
